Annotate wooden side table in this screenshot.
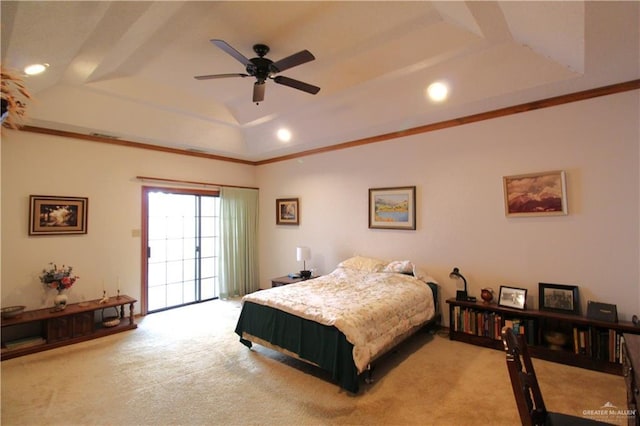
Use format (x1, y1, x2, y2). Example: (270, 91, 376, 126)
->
(271, 275, 316, 287)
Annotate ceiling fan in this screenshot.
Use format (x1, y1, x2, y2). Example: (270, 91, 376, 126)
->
(195, 39, 320, 104)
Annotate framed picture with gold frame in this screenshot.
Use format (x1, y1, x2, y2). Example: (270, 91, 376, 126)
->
(503, 170, 567, 217)
(29, 195, 88, 236)
(276, 198, 299, 225)
(369, 186, 416, 230)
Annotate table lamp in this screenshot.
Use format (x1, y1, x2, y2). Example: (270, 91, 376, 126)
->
(296, 246, 312, 279)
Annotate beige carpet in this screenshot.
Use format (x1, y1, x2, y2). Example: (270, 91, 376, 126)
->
(1, 299, 629, 425)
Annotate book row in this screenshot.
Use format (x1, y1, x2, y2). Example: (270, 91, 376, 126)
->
(573, 327, 627, 364)
(451, 306, 535, 345)
(450, 306, 627, 364)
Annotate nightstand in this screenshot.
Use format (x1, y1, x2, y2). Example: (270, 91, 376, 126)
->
(271, 275, 314, 287)
(271, 275, 319, 287)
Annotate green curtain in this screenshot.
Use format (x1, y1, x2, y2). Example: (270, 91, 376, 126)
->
(219, 187, 259, 298)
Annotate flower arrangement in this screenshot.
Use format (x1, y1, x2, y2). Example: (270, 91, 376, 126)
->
(40, 263, 78, 292)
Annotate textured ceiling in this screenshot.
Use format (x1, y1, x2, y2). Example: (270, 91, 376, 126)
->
(2, 1, 639, 162)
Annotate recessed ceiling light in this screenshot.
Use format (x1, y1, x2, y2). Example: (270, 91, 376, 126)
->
(427, 81, 448, 102)
(277, 128, 292, 142)
(24, 63, 48, 75)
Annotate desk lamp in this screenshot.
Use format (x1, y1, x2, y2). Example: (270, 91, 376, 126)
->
(450, 267, 472, 301)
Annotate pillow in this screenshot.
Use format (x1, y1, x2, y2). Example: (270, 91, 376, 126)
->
(338, 256, 388, 273)
(383, 260, 414, 274)
(412, 266, 437, 284)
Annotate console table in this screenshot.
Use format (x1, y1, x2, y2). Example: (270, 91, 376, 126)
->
(1, 295, 137, 360)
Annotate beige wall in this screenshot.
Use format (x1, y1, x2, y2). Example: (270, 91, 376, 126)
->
(257, 91, 640, 323)
(1, 90, 639, 325)
(1, 132, 256, 312)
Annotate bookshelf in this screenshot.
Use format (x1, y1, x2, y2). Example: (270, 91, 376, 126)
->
(446, 298, 640, 375)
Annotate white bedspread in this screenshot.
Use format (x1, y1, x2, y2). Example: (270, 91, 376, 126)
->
(242, 267, 436, 373)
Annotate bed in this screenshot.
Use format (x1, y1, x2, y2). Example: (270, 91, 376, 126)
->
(234, 256, 440, 393)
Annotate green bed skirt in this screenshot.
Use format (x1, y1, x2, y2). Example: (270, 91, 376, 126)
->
(234, 301, 360, 393)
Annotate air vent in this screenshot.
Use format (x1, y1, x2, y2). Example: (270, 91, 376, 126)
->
(90, 132, 119, 139)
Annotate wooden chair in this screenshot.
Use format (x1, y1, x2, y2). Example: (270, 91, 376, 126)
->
(501, 326, 613, 426)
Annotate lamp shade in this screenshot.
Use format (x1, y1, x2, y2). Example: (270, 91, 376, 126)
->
(296, 246, 311, 262)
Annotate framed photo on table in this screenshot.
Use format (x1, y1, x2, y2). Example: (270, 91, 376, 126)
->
(29, 195, 88, 236)
(498, 286, 527, 310)
(539, 283, 580, 315)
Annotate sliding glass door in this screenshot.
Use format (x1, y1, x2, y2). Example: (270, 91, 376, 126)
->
(143, 188, 219, 313)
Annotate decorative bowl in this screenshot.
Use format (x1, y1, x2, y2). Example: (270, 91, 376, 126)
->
(101, 306, 120, 327)
(544, 331, 568, 350)
(102, 316, 120, 328)
(1, 305, 26, 319)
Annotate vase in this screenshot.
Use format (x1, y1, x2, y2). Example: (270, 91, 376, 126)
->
(53, 291, 68, 311)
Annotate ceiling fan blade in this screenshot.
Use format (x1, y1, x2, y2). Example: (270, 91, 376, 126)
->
(194, 73, 249, 80)
(273, 76, 320, 95)
(253, 82, 266, 103)
(271, 50, 315, 73)
(211, 39, 251, 66)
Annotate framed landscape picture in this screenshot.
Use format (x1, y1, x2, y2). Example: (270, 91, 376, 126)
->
(369, 186, 416, 230)
(29, 195, 88, 236)
(276, 198, 299, 225)
(503, 170, 567, 217)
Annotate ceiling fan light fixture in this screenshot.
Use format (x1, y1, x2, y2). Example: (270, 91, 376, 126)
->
(427, 81, 448, 102)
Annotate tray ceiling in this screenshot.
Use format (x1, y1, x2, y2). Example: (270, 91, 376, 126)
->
(2, 1, 638, 162)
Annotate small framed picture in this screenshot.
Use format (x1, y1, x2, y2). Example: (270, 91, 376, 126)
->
(276, 198, 299, 225)
(29, 195, 88, 236)
(498, 286, 527, 310)
(368, 186, 416, 230)
(539, 283, 580, 315)
(503, 170, 567, 217)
